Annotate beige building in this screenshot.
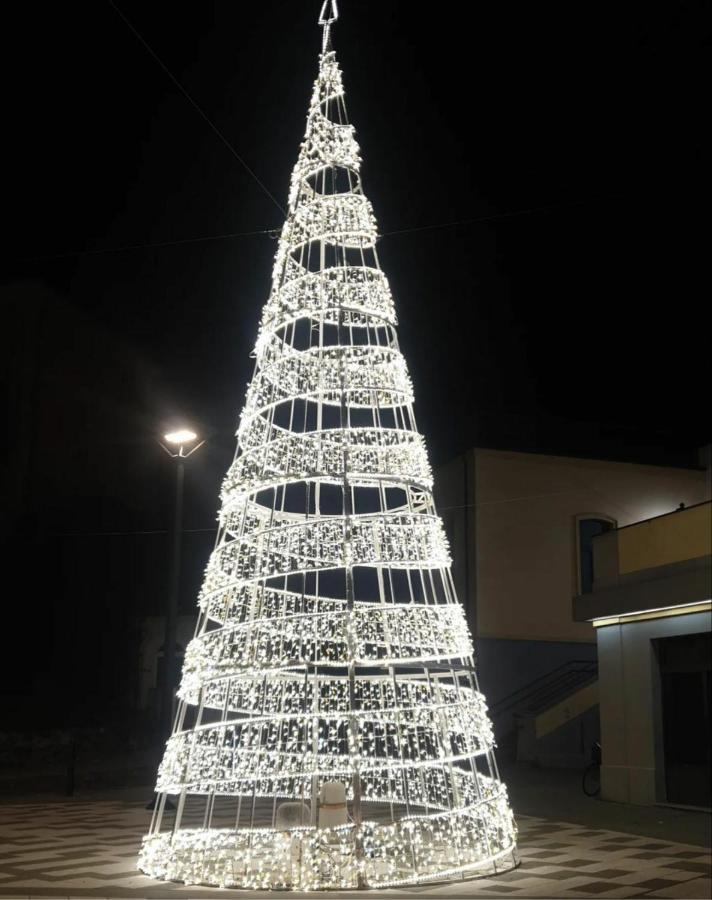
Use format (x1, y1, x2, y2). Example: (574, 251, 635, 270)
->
(435, 448, 709, 769)
(574, 502, 711, 807)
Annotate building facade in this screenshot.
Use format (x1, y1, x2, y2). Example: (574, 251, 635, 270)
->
(435, 448, 708, 770)
(574, 501, 711, 807)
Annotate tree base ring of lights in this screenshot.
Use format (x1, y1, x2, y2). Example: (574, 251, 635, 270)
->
(139, 790, 518, 890)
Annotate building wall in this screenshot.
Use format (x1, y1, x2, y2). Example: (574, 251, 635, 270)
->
(618, 502, 712, 574)
(437, 449, 707, 644)
(435, 449, 707, 738)
(597, 609, 711, 805)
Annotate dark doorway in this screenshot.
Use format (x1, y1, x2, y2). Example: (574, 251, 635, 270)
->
(657, 632, 711, 808)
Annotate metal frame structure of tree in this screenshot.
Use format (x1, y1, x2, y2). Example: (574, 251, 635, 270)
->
(139, 3, 518, 890)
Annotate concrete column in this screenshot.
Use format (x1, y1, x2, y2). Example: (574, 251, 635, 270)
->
(598, 623, 631, 802)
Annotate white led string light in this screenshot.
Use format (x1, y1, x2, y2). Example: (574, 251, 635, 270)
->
(139, 7, 517, 890)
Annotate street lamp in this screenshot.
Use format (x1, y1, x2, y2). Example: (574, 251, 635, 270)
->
(158, 428, 204, 740)
(161, 429, 202, 457)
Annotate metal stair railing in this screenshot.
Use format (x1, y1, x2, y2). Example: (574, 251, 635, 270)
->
(489, 660, 598, 720)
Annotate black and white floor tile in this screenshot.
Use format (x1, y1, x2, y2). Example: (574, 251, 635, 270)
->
(0, 797, 709, 898)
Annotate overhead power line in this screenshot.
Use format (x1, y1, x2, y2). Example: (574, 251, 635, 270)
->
(21, 227, 276, 263)
(380, 198, 596, 236)
(108, 1, 286, 216)
(18, 197, 608, 263)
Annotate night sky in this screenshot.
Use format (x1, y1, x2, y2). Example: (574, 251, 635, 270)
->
(2, 1, 709, 727)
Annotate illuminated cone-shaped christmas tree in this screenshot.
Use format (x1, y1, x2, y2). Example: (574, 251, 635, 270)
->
(140, 5, 517, 891)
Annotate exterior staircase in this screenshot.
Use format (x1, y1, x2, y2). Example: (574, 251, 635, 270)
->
(489, 661, 599, 768)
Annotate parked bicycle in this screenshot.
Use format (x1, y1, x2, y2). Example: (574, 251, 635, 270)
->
(582, 740, 601, 797)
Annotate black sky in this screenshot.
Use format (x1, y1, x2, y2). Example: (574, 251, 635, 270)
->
(6, 1, 711, 455)
(2, 1, 710, 725)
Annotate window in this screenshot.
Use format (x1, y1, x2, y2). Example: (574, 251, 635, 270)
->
(577, 516, 616, 594)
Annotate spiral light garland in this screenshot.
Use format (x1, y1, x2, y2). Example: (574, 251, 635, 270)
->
(139, 7, 518, 890)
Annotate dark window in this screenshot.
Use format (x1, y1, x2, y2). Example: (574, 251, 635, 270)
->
(578, 518, 614, 593)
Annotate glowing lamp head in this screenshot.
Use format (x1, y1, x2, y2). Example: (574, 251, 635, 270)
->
(164, 429, 197, 445)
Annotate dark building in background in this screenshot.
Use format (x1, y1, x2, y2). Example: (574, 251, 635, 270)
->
(1, 279, 216, 732)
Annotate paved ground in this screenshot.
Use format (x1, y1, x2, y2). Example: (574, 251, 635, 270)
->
(0, 789, 709, 899)
(500, 763, 711, 849)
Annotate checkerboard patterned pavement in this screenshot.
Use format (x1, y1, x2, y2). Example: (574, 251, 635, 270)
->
(0, 796, 709, 899)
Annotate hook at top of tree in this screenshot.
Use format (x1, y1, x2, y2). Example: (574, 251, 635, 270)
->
(319, 0, 339, 52)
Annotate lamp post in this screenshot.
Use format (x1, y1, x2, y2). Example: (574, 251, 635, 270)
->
(158, 429, 204, 740)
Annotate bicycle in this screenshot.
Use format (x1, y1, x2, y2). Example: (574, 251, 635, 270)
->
(582, 740, 601, 797)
